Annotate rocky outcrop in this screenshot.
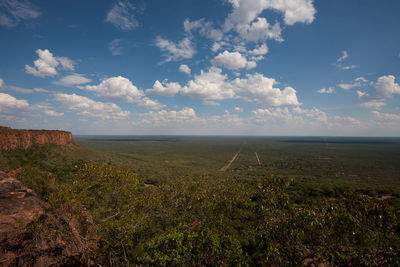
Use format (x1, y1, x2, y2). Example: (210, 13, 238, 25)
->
(0, 171, 88, 266)
(0, 126, 73, 151)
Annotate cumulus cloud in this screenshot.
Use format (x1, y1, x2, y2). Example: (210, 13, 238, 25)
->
(44, 110, 64, 117)
(156, 36, 196, 62)
(236, 17, 282, 43)
(253, 107, 293, 122)
(137, 107, 197, 126)
(184, 18, 223, 41)
(360, 101, 386, 109)
(357, 75, 400, 101)
(182, 67, 236, 100)
(106, 0, 138, 31)
(248, 43, 268, 56)
(54, 93, 130, 120)
(146, 79, 182, 97)
(80, 76, 164, 109)
(181, 67, 299, 106)
(224, 0, 316, 33)
(212, 50, 256, 70)
(0, 0, 40, 27)
(108, 38, 124, 55)
(374, 75, 400, 99)
(233, 73, 299, 106)
(179, 64, 191, 75)
(372, 110, 400, 121)
(0, 92, 29, 110)
(57, 57, 74, 71)
(81, 76, 143, 102)
(25, 49, 74, 77)
(53, 74, 91, 87)
(317, 87, 334, 94)
(293, 106, 327, 122)
(338, 77, 367, 90)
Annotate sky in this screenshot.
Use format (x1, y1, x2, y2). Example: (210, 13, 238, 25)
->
(0, 0, 400, 136)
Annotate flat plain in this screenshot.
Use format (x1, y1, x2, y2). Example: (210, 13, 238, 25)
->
(76, 135, 400, 201)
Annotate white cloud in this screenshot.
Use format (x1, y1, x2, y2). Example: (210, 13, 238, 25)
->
(336, 50, 357, 70)
(0, 92, 29, 110)
(203, 100, 220, 106)
(341, 65, 357, 70)
(146, 79, 182, 97)
(136, 97, 165, 110)
(0, 78, 4, 89)
(248, 43, 268, 56)
(357, 75, 400, 101)
(44, 110, 64, 117)
(337, 51, 348, 62)
(156, 36, 196, 62)
(182, 67, 236, 100)
(212, 50, 256, 70)
(80, 76, 164, 109)
(223, 0, 316, 33)
(57, 57, 74, 71)
(181, 67, 299, 107)
(338, 77, 367, 90)
(360, 101, 386, 109)
(317, 87, 334, 94)
(374, 75, 400, 99)
(236, 17, 282, 43)
(25, 49, 75, 77)
(53, 74, 91, 87)
(234, 106, 243, 112)
(232, 73, 299, 106)
(184, 18, 223, 41)
(54, 93, 130, 120)
(253, 107, 293, 122)
(372, 110, 400, 121)
(0, 0, 40, 27)
(106, 0, 138, 31)
(137, 107, 197, 126)
(179, 64, 191, 75)
(108, 38, 124, 55)
(357, 90, 368, 99)
(33, 88, 49, 93)
(4, 85, 33, 93)
(293, 106, 328, 122)
(81, 76, 143, 102)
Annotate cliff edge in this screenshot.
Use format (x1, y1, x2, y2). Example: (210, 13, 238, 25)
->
(0, 126, 73, 151)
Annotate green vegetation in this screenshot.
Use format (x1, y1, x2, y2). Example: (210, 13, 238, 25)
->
(1, 136, 399, 265)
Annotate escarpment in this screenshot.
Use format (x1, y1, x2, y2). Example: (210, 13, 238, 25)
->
(0, 126, 73, 151)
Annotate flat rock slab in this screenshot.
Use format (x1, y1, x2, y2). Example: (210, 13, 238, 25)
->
(0, 170, 48, 239)
(0, 170, 87, 266)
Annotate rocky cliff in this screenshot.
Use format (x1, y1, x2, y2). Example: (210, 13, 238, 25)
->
(0, 170, 87, 266)
(0, 126, 73, 151)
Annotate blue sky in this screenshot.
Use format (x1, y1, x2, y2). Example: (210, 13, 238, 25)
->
(1, 0, 400, 135)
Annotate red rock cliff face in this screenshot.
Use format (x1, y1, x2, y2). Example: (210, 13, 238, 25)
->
(0, 126, 73, 151)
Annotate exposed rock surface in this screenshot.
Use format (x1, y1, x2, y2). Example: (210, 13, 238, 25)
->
(0, 170, 87, 266)
(0, 126, 73, 151)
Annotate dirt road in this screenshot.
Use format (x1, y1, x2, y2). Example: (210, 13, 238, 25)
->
(220, 153, 239, 171)
(255, 152, 261, 166)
